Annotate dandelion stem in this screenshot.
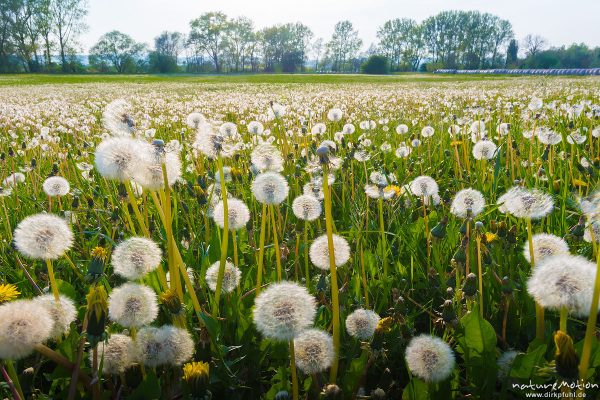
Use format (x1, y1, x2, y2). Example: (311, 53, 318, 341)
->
(476, 235, 484, 318)
(322, 164, 340, 383)
(289, 340, 299, 400)
(559, 307, 568, 333)
(212, 155, 229, 317)
(269, 205, 283, 281)
(255, 202, 268, 295)
(527, 217, 545, 342)
(125, 182, 150, 237)
(46, 259, 60, 301)
(378, 198, 388, 278)
(304, 220, 310, 289)
(3, 361, 24, 400)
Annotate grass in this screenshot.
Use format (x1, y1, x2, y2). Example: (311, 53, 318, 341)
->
(0, 72, 521, 86)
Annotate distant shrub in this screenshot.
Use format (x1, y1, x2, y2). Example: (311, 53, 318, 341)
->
(361, 55, 390, 74)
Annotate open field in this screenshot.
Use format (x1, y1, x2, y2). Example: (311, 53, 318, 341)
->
(0, 76, 600, 399)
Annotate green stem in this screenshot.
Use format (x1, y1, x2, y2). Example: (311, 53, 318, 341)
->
(559, 307, 568, 333)
(269, 205, 283, 281)
(46, 259, 60, 301)
(304, 220, 310, 289)
(212, 156, 229, 317)
(256, 203, 268, 295)
(4, 361, 24, 400)
(290, 340, 299, 400)
(125, 182, 150, 237)
(476, 237, 484, 318)
(322, 164, 340, 383)
(527, 218, 545, 342)
(378, 198, 387, 278)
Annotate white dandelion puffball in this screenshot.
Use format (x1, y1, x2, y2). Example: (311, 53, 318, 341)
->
(537, 128, 562, 145)
(450, 188, 485, 218)
(186, 112, 206, 129)
(343, 123, 355, 134)
(292, 194, 322, 221)
(251, 143, 284, 172)
(527, 254, 598, 317)
(267, 103, 286, 120)
(251, 172, 289, 205)
(103, 99, 135, 136)
(395, 145, 411, 158)
(94, 137, 142, 182)
(294, 329, 335, 374)
(14, 213, 74, 260)
(94, 334, 134, 375)
(584, 221, 600, 244)
(133, 144, 182, 190)
(108, 283, 159, 328)
(409, 176, 439, 198)
(396, 124, 409, 135)
(311, 123, 327, 135)
(346, 309, 380, 340)
(247, 120, 265, 135)
(112, 237, 162, 280)
(327, 108, 343, 122)
(472, 140, 497, 160)
(253, 281, 316, 341)
(3, 172, 25, 187)
(0, 299, 53, 360)
(405, 334, 456, 383)
(213, 198, 250, 231)
(34, 294, 77, 339)
(523, 233, 569, 264)
(205, 260, 241, 293)
(421, 126, 435, 138)
(133, 325, 195, 367)
(528, 97, 543, 111)
(498, 187, 553, 219)
(310, 234, 351, 271)
(42, 176, 70, 197)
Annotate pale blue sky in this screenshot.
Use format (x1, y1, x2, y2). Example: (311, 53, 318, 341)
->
(79, 0, 600, 52)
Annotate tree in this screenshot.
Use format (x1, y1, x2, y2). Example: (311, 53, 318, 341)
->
(522, 34, 547, 57)
(361, 55, 390, 74)
(506, 39, 518, 68)
(49, 0, 88, 71)
(89, 30, 146, 73)
(259, 22, 312, 72)
(223, 16, 253, 72)
(377, 18, 419, 70)
(188, 12, 228, 72)
(150, 31, 184, 73)
(311, 37, 323, 71)
(326, 20, 362, 72)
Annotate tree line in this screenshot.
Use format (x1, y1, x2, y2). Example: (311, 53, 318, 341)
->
(1, 3, 599, 74)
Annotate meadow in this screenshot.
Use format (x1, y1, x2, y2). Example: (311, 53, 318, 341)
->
(0, 74, 599, 399)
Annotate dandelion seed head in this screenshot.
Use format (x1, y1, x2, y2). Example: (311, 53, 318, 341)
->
(527, 254, 597, 317)
(251, 143, 284, 172)
(134, 325, 194, 367)
(34, 294, 77, 339)
(251, 172, 289, 205)
(345, 309, 380, 340)
(450, 188, 485, 218)
(409, 176, 439, 198)
(205, 260, 241, 293)
(14, 213, 74, 260)
(309, 234, 351, 271)
(292, 194, 322, 221)
(42, 176, 70, 197)
(405, 334, 455, 383)
(186, 112, 206, 129)
(0, 299, 53, 360)
(294, 329, 334, 374)
(94, 137, 142, 182)
(103, 99, 135, 137)
(112, 237, 162, 280)
(94, 334, 134, 375)
(523, 233, 569, 264)
(108, 283, 158, 328)
(213, 198, 250, 231)
(472, 140, 497, 160)
(253, 281, 316, 341)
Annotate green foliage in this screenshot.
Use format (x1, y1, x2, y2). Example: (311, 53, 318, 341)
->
(361, 55, 390, 75)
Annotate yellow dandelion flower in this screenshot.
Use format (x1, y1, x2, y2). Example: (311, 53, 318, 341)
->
(485, 232, 498, 243)
(450, 140, 462, 147)
(183, 361, 210, 393)
(385, 185, 402, 196)
(0, 283, 20, 303)
(91, 246, 108, 260)
(376, 316, 393, 333)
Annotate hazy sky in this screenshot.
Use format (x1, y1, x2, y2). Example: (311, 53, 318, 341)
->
(79, 0, 600, 53)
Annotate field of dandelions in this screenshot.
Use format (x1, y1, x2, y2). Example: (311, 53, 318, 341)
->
(1, 76, 600, 399)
